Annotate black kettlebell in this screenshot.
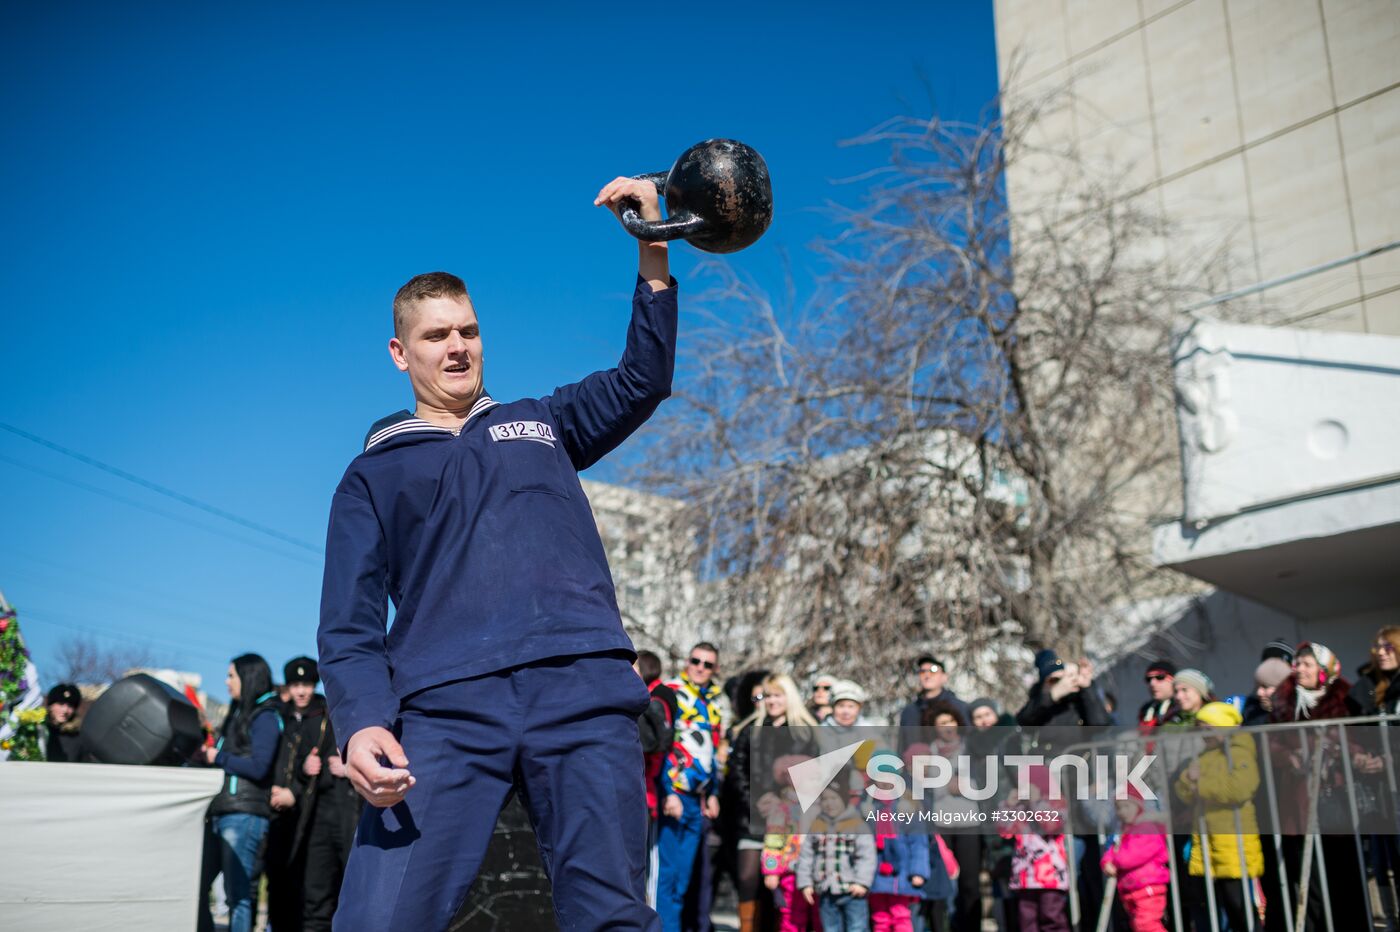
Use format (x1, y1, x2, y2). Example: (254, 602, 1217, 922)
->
(619, 139, 773, 254)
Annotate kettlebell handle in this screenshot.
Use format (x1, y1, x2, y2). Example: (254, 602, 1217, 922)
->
(617, 170, 707, 243)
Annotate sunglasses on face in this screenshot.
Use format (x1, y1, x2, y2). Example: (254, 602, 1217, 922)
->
(1375, 643, 1396, 654)
(813, 684, 832, 693)
(752, 692, 767, 702)
(688, 657, 716, 670)
(1145, 673, 1171, 683)
(917, 665, 942, 675)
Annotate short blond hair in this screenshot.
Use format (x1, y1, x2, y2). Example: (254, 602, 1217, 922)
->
(393, 271, 469, 339)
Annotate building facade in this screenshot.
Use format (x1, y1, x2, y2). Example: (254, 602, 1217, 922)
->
(995, 0, 1397, 333)
(993, 0, 1400, 702)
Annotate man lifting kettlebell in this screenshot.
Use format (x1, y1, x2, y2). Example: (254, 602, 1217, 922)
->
(318, 174, 673, 931)
(318, 142, 770, 931)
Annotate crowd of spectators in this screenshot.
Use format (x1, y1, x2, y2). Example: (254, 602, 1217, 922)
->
(638, 628, 1400, 932)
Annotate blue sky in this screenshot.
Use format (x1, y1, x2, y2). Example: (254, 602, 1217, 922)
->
(1, 2, 998, 703)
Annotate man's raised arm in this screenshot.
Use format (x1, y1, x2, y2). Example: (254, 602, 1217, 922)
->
(595, 175, 671, 294)
(545, 177, 679, 470)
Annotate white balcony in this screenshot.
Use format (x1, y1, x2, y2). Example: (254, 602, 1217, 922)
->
(1153, 320, 1400, 618)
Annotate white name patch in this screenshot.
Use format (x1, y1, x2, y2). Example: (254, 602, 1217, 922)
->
(489, 420, 557, 446)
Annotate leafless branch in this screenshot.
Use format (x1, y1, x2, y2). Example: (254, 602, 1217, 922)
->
(625, 82, 1240, 708)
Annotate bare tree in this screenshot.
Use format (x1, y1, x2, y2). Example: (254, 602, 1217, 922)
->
(629, 86, 1238, 706)
(56, 635, 162, 686)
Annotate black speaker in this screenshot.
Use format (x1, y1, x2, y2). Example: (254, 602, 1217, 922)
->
(449, 794, 556, 930)
(80, 673, 204, 765)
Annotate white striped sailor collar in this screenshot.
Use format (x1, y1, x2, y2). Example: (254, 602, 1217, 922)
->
(363, 394, 500, 451)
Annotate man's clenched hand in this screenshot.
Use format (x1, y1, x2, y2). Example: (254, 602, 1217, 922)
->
(346, 726, 415, 807)
(595, 175, 671, 290)
(594, 176, 662, 223)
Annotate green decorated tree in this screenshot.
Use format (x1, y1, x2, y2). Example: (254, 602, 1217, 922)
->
(0, 594, 46, 761)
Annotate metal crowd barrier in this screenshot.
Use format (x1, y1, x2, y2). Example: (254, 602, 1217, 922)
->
(1059, 715, 1400, 932)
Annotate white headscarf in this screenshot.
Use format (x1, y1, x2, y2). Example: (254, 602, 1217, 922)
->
(1294, 642, 1339, 719)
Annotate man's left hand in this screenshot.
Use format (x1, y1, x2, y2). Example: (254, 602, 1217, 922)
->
(594, 177, 662, 224)
(328, 753, 348, 778)
(203, 746, 219, 766)
(594, 175, 670, 288)
(704, 795, 720, 820)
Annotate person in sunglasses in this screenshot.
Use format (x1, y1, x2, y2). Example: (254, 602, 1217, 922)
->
(897, 654, 969, 729)
(809, 673, 836, 724)
(656, 643, 724, 932)
(1363, 626, 1400, 716)
(1135, 660, 1177, 732)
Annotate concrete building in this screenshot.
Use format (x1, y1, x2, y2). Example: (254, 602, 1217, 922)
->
(582, 478, 699, 661)
(993, 0, 1400, 704)
(995, 0, 1397, 334)
(582, 431, 1034, 694)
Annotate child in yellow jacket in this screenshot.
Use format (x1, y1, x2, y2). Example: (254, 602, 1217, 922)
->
(1173, 702, 1263, 931)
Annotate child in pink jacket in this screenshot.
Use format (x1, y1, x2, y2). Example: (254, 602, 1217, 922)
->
(760, 755, 822, 932)
(1100, 785, 1170, 932)
(998, 766, 1071, 932)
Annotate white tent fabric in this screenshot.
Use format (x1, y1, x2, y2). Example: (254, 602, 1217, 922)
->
(0, 762, 221, 930)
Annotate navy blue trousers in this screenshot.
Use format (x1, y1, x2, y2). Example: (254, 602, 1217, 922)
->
(332, 651, 659, 931)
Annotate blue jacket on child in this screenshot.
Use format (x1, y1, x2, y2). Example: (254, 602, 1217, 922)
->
(866, 805, 933, 899)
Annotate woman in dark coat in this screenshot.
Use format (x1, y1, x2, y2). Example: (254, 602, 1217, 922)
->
(723, 672, 818, 932)
(1269, 642, 1365, 931)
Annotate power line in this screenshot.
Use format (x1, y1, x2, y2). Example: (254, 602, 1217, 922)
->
(0, 421, 324, 555)
(0, 452, 322, 567)
(18, 607, 236, 667)
(0, 545, 302, 627)
(0, 561, 317, 642)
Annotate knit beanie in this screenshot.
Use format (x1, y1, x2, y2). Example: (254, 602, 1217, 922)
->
(902, 742, 931, 775)
(1254, 657, 1291, 689)
(1261, 638, 1295, 664)
(1116, 781, 1147, 821)
(1144, 659, 1178, 677)
(1197, 701, 1243, 728)
(773, 754, 811, 786)
(1174, 668, 1214, 699)
(1034, 649, 1065, 682)
(46, 683, 82, 707)
(968, 697, 999, 719)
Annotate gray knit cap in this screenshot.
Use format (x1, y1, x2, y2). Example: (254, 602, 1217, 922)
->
(968, 697, 999, 718)
(1175, 668, 1214, 698)
(1254, 658, 1291, 689)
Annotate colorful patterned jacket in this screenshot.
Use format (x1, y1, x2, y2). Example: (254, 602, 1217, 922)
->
(761, 791, 803, 876)
(1001, 827, 1069, 891)
(665, 670, 723, 796)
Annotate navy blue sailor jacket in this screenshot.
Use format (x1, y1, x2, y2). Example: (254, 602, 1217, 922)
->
(317, 276, 677, 753)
